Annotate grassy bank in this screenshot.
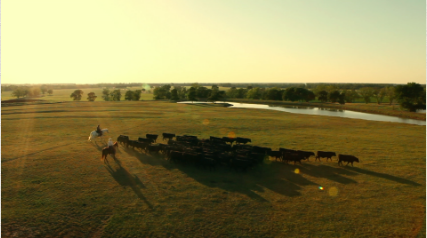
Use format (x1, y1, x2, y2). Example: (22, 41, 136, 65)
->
(228, 98, 426, 121)
(2, 101, 425, 237)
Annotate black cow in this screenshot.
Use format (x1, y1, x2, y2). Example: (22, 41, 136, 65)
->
(338, 154, 359, 166)
(283, 152, 304, 164)
(138, 137, 153, 144)
(235, 137, 252, 144)
(297, 150, 315, 161)
(210, 136, 226, 145)
(117, 135, 129, 145)
(146, 144, 161, 154)
(146, 134, 158, 143)
(316, 151, 337, 161)
(162, 133, 175, 141)
(222, 137, 236, 145)
(268, 151, 282, 161)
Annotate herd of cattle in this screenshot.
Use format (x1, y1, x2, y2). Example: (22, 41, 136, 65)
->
(116, 133, 360, 171)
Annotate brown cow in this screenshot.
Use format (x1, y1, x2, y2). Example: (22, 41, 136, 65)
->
(338, 154, 359, 166)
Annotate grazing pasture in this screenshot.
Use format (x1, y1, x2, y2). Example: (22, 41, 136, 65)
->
(1, 100, 425, 237)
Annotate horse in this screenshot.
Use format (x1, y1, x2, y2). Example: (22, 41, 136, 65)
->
(88, 128, 109, 141)
(102, 142, 118, 163)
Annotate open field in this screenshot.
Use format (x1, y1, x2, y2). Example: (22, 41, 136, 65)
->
(2, 100, 425, 237)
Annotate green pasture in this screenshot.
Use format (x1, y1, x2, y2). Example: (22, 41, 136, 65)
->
(2, 100, 425, 237)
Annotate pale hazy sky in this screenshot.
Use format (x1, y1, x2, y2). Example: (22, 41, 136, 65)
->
(2, 0, 425, 84)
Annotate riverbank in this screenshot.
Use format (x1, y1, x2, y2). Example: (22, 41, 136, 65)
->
(227, 99, 426, 121)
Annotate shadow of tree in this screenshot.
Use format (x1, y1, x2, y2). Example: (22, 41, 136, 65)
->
(105, 159, 153, 209)
(346, 167, 421, 186)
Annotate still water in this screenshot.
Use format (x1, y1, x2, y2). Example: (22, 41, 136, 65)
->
(178, 101, 426, 126)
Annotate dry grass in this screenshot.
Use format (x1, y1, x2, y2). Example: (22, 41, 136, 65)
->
(1, 101, 425, 237)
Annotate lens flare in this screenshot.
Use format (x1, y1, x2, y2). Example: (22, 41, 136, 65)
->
(329, 187, 338, 197)
(202, 119, 210, 125)
(294, 168, 300, 174)
(318, 186, 324, 190)
(228, 131, 236, 138)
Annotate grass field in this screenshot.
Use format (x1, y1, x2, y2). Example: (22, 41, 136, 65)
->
(2, 100, 426, 237)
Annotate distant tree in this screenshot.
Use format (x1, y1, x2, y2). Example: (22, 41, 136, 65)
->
(211, 85, 219, 90)
(359, 87, 375, 104)
(12, 87, 27, 98)
(87, 92, 97, 101)
(102, 89, 111, 101)
(386, 86, 396, 105)
(246, 87, 262, 100)
(283, 87, 299, 102)
(111, 89, 122, 101)
(134, 90, 142, 101)
(304, 90, 316, 102)
(343, 89, 359, 103)
(317, 91, 328, 103)
(264, 87, 283, 101)
(70, 90, 84, 101)
(41, 86, 48, 95)
(170, 89, 179, 101)
(338, 92, 346, 104)
(125, 90, 134, 101)
(187, 87, 197, 102)
(196, 86, 210, 99)
(373, 88, 387, 104)
(395, 82, 426, 112)
(247, 86, 253, 90)
(328, 91, 341, 103)
(47, 89, 53, 95)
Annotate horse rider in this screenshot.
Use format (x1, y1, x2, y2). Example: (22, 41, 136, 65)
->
(96, 124, 102, 136)
(108, 138, 115, 153)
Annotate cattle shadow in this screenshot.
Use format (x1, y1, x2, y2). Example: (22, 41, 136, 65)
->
(105, 159, 153, 209)
(121, 147, 173, 170)
(297, 163, 358, 184)
(173, 160, 320, 200)
(346, 167, 421, 186)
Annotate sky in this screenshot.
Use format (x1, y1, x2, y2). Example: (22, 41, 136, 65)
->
(2, 0, 425, 84)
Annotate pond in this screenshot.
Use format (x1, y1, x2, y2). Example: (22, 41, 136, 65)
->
(178, 101, 426, 126)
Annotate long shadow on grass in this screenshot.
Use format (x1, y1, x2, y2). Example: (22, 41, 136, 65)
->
(174, 161, 320, 200)
(122, 148, 173, 169)
(105, 159, 153, 209)
(298, 163, 358, 184)
(346, 167, 421, 186)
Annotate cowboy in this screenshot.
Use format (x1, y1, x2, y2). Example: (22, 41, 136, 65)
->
(107, 138, 115, 153)
(96, 125, 102, 136)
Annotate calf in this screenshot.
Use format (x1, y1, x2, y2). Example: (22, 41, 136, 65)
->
(297, 150, 315, 161)
(338, 154, 359, 166)
(316, 151, 337, 161)
(138, 137, 153, 144)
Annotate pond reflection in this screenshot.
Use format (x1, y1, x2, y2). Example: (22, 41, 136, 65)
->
(177, 101, 426, 126)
